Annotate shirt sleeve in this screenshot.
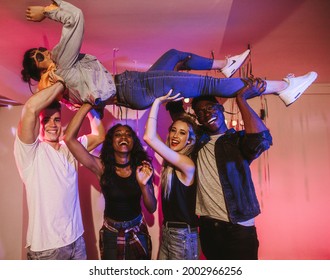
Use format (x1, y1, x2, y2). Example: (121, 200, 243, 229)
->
(44, 0, 84, 69)
(240, 130, 273, 161)
(13, 134, 39, 179)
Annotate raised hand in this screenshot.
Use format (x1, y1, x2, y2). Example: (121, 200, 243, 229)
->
(26, 6, 46, 22)
(156, 89, 183, 105)
(136, 161, 154, 187)
(236, 78, 267, 100)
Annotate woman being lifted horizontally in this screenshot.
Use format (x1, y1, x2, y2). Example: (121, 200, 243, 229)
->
(22, 1, 317, 118)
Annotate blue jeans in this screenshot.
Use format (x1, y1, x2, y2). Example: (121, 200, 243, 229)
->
(114, 49, 245, 110)
(27, 236, 87, 260)
(199, 216, 259, 260)
(158, 223, 199, 260)
(148, 49, 213, 71)
(99, 214, 151, 260)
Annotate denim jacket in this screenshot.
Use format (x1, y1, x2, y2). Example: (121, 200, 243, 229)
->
(194, 128, 273, 223)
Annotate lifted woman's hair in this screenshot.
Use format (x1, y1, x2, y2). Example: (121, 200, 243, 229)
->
(21, 48, 42, 83)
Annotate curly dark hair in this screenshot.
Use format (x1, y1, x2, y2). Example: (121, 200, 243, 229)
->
(21, 48, 43, 84)
(99, 124, 152, 188)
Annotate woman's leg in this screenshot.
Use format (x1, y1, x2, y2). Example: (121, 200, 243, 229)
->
(148, 49, 214, 71)
(99, 227, 118, 260)
(115, 70, 244, 109)
(158, 225, 170, 260)
(265, 71, 317, 106)
(114, 70, 317, 109)
(148, 48, 251, 78)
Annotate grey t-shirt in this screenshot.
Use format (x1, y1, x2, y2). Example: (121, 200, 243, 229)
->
(196, 133, 254, 226)
(196, 134, 229, 222)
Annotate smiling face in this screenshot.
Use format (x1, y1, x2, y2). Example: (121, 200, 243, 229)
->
(193, 100, 227, 134)
(112, 125, 134, 154)
(168, 120, 191, 152)
(39, 108, 62, 145)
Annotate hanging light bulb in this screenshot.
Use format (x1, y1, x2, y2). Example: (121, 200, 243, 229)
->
(183, 98, 190, 104)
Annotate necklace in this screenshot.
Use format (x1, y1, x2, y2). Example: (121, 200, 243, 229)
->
(114, 161, 131, 168)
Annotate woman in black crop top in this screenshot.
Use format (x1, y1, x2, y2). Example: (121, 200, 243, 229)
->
(64, 103, 157, 260)
(143, 90, 200, 260)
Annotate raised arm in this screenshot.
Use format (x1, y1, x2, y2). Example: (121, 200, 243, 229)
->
(17, 80, 65, 144)
(143, 90, 195, 186)
(85, 109, 106, 152)
(63, 103, 103, 179)
(236, 78, 268, 133)
(26, 0, 84, 68)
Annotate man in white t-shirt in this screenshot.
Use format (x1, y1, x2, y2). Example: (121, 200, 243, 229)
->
(14, 79, 105, 259)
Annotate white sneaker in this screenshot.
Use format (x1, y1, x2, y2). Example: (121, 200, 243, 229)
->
(278, 71, 318, 106)
(221, 49, 250, 78)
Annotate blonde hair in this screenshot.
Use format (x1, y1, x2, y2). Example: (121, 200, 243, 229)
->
(161, 114, 198, 199)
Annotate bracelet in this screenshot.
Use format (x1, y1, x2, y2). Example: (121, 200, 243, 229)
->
(56, 80, 66, 90)
(148, 117, 157, 120)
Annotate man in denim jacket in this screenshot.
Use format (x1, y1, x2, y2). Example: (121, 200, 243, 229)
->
(191, 78, 272, 260)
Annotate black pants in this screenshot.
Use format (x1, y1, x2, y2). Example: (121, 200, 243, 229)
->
(199, 216, 259, 260)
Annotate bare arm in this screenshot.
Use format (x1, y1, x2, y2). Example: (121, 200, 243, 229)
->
(143, 90, 195, 186)
(17, 81, 64, 144)
(236, 78, 268, 133)
(63, 103, 103, 179)
(136, 161, 157, 213)
(85, 109, 106, 152)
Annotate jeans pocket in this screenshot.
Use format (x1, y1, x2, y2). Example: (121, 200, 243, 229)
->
(27, 247, 59, 260)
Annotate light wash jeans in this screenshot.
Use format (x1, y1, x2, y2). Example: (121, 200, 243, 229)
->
(27, 236, 87, 260)
(158, 224, 200, 260)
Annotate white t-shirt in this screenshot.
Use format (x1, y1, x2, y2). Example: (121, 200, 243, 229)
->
(14, 135, 87, 251)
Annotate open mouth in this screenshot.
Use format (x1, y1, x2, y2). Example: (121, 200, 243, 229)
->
(171, 139, 180, 147)
(207, 116, 217, 125)
(47, 130, 58, 135)
(119, 140, 128, 146)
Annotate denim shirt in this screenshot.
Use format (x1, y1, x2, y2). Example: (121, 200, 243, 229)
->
(194, 128, 273, 223)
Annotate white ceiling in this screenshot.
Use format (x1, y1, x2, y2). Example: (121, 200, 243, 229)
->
(1, 0, 329, 106)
